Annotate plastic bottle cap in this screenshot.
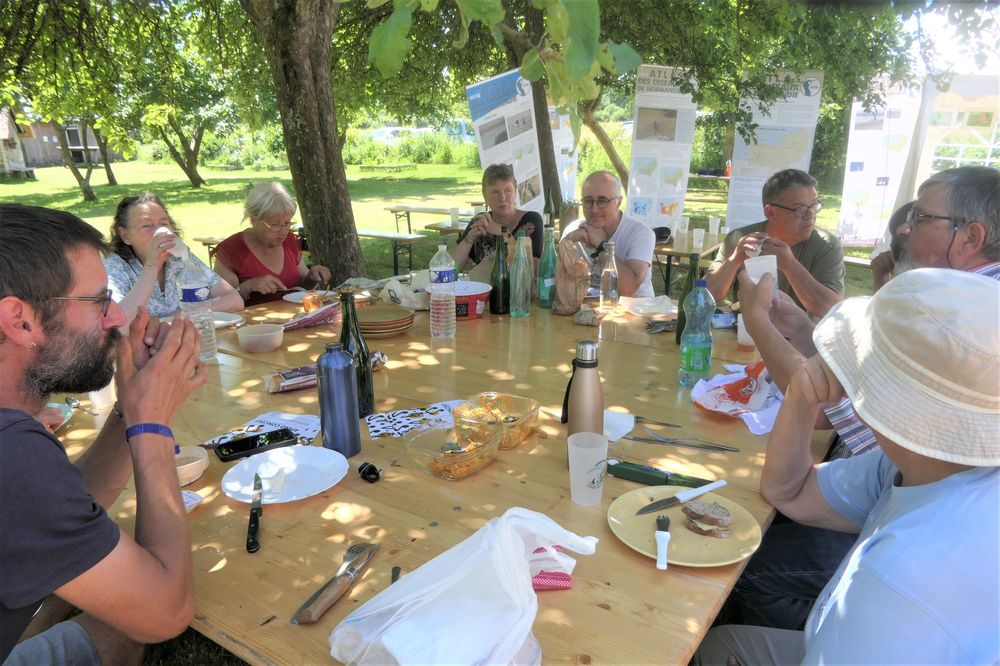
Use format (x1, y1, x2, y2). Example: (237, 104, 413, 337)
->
(576, 340, 598, 362)
(695, 279, 707, 287)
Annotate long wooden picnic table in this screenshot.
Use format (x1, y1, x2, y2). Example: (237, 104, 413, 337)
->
(67, 301, 829, 665)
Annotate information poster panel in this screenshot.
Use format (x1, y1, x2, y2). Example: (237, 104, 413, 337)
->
(549, 106, 578, 204)
(726, 71, 824, 229)
(466, 69, 544, 213)
(837, 79, 922, 246)
(626, 65, 698, 230)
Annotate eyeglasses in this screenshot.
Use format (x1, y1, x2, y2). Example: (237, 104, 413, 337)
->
(261, 219, 293, 232)
(904, 208, 958, 229)
(51, 289, 114, 317)
(768, 201, 822, 218)
(581, 196, 619, 210)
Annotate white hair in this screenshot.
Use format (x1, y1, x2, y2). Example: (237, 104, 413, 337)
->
(244, 182, 297, 222)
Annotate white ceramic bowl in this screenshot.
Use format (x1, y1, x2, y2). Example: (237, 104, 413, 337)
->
(237, 323, 284, 353)
(176, 446, 209, 487)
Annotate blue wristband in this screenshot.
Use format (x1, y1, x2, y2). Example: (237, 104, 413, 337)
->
(125, 423, 176, 452)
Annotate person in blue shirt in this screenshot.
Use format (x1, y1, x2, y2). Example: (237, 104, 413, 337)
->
(695, 267, 999, 664)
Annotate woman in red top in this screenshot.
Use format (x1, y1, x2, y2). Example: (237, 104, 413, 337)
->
(212, 182, 331, 305)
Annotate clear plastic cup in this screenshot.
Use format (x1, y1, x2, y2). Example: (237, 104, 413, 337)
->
(450, 207, 461, 227)
(708, 217, 721, 236)
(153, 226, 189, 259)
(744, 255, 777, 285)
(692, 228, 706, 249)
(737, 314, 755, 351)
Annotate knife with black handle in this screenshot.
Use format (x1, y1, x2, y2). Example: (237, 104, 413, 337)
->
(246, 473, 263, 553)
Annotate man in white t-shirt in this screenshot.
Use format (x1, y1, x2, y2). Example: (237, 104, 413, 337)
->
(693, 268, 999, 664)
(561, 171, 656, 298)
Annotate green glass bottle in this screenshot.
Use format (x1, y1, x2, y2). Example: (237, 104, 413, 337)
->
(675, 253, 700, 345)
(339, 287, 374, 417)
(489, 226, 511, 315)
(537, 226, 557, 308)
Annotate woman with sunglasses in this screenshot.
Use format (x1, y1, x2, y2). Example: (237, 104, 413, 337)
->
(212, 182, 331, 305)
(105, 192, 243, 322)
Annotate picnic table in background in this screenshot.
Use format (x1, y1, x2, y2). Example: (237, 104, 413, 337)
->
(655, 235, 724, 294)
(384, 204, 473, 233)
(359, 163, 416, 173)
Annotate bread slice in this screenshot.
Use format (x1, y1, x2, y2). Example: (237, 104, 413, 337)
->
(681, 500, 732, 527)
(684, 519, 732, 539)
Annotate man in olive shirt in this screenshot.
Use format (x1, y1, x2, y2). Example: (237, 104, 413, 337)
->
(706, 169, 844, 317)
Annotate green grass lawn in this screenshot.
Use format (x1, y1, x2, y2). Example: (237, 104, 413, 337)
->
(0, 159, 877, 664)
(1, 160, 876, 298)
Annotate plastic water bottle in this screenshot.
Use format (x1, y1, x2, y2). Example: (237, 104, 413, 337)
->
(429, 244, 456, 338)
(177, 254, 217, 363)
(317, 343, 361, 458)
(679, 279, 715, 387)
(509, 232, 532, 317)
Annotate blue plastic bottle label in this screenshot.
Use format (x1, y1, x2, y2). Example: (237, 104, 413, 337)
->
(431, 268, 457, 284)
(180, 285, 210, 303)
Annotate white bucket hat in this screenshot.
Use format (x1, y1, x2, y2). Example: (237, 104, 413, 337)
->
(813, 268, 1000, 466)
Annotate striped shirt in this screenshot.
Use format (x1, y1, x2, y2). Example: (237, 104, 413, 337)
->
(825, 261, 1000, 456)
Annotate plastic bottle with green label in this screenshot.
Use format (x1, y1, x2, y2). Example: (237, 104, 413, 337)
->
(679, 279, 715, 387)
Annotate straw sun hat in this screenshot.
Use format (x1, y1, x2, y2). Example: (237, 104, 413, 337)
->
(813, 268, 1000, 466)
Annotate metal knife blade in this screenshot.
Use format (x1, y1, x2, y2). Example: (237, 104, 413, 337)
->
(291, 543, 380, 625)
(635, 479, 727, 515)
(246, 473, 262, 553)
(623, 434, 738, 454)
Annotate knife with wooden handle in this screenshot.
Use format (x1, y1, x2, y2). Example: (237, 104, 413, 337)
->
(292, 543, 379, 625)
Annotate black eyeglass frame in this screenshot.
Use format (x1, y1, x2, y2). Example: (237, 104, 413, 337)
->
(767, 201, 823, 218)
(51, 289, 114, 316)
(581, 196, 621, 210)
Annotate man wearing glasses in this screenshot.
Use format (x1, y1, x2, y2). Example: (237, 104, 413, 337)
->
(706, 169, 845, 318)
(561, 170, 656, 298)
(1, 205, 206, 664)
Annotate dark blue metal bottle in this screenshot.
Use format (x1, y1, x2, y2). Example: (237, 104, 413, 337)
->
(317, 342, 361, 458)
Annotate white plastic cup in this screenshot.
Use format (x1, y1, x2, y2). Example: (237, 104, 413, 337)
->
(737, 314, 755, 350)
(678, 216, 690, 233)
(692, 228, 706, 249)
(744, 254, 777, 285)
(450, 207, 461, 226)
(473, 205, 487, 215)
(719, 225, 729, 237)
(708, 217, 721, 236)
(568, 432, 608, 505)
(153, 226, 189, 260)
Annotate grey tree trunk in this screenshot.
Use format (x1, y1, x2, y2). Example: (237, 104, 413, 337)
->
(503, 7, 564, 225)
(93, 126, 118, 186)
(239, 0, 366, 282)
(158, 117, 207, 188)
(51, 120, 96, 201)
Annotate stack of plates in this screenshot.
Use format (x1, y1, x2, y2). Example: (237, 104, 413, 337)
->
(356, 305, 415, 339)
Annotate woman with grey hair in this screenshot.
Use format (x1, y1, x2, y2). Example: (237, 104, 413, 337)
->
(105, 192, 243, 321)
(212, 182, 331, 304)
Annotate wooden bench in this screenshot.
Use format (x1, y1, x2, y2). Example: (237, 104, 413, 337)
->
(359, 163, 416, 173)
(356, 230, 424, 275)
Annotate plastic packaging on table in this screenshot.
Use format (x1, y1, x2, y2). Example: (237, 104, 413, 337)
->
(329, 508, 598, 666)
(452, 391, 540, 450)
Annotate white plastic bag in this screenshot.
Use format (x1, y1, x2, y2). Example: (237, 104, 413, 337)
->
(329, 507, 598, 665)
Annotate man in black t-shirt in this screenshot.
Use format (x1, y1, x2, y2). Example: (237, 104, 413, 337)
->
(0, 205, 207, 664)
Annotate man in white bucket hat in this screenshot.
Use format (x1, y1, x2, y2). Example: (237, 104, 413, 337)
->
(696, 268, 1000, 664)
